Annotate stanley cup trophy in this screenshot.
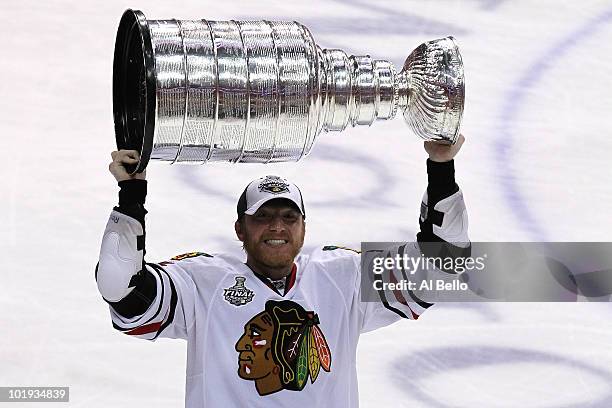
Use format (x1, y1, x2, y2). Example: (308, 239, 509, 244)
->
(113, 9, 464, 173)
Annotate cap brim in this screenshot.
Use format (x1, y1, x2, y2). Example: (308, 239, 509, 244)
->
(244, 196, 305, 216)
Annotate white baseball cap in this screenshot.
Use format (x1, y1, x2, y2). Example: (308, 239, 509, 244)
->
(236, 175, 305, 219)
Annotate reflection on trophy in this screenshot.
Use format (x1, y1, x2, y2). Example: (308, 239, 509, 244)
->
(113, 9, 464, 173)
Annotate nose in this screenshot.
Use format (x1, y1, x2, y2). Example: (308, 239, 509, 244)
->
(268, 215, 286, 232)
(235, 334, 251, 352)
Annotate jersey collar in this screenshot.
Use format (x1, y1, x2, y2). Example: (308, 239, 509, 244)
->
(247, 263, 297, 297)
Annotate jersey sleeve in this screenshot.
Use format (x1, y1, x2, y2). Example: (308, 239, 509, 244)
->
(358, 159, 470, 333)
(96, 180, 196, 341)
(107, 260, 197, 340)
(358, 244, 434, 333)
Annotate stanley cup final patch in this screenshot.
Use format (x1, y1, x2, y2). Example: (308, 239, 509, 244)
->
(224, 277, 255, 306)
(259, 176, 290, 195)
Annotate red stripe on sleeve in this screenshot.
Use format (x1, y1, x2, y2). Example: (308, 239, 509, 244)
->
(126, 321, 162, 336)
(388, 270, 419, 320)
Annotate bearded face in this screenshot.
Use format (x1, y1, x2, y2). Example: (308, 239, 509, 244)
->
(236, 200, 305, 279)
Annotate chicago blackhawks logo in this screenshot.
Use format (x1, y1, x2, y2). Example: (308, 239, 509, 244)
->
(258, 175, 290, 195)
(235, 300, 332, 396)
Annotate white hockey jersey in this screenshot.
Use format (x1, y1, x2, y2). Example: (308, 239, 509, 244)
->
(104, 209, 433, 407)
(96, 160, 469, 407)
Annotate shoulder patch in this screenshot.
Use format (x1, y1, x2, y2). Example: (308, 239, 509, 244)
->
(158, 251, 213, 266)
(171, 251, 213, 261)
(322, 245, 361, 254)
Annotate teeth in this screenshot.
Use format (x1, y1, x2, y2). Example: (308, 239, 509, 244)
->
(245, 366, 251, 374)
(265, 239, 287, 246)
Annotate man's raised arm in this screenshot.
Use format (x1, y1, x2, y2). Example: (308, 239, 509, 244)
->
(358, 135, 470, 332)
(96, 150, 155, 318)
(95, 150, 194, 340)
(417, 134, 470, 251)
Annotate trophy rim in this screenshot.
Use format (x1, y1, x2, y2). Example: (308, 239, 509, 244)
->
(446, 36, 465, 145)
(112, 9, 155, 174)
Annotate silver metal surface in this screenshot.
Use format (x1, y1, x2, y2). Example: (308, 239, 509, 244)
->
(115, 10, 465, 167)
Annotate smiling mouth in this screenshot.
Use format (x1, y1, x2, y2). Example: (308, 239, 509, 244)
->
(264, 239, 288, 246)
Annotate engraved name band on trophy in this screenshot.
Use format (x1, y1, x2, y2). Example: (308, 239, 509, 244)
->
(113, 9, 464, 173)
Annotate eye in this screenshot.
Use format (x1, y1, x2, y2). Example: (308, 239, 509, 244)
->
(254, 212, 271, 221)
(283, 212, 299, 222)
(249, 327, 261, 338)
(249, 329, 261, 338)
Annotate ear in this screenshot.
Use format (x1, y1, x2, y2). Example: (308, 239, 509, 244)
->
(235, 220, 245, 242)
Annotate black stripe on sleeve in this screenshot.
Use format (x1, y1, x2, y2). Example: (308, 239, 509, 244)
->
(368, 250, 410, 320)
(151, 266, 179, 339)
(111, 265, 166, 331)
(107, 267, 158, 319)
(396, 245, 434, 309)
(378, 291, 410, 319)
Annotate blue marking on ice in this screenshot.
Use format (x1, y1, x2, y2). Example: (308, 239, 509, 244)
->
(495, 7, 612, 241)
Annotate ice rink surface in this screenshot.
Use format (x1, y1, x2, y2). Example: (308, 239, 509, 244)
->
(2, 0, 612, 406)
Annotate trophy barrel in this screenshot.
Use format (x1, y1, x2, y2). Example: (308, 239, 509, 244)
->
(113, 9, 320, 173)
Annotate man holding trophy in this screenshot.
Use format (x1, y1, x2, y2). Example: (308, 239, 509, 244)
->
(97, 9, 469, 407)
